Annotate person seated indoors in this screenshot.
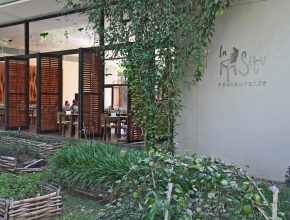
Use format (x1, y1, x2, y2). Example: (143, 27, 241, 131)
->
(71, 99, 78, 114)
(63, 100, 71, 111)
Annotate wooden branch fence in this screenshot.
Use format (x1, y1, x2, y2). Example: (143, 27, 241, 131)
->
(0, 136, 64, 173)
(0, 185, 62, 220)
(0, 156, 16, 173)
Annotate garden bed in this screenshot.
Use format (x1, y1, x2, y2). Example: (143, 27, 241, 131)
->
(0, 134, 64, 173)
(0, 173, 62, 220)
(0, 184, 61, 220)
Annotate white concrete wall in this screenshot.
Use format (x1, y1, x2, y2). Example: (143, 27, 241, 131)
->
(63, 59, 78, 104)
(177, 0, 290, 181)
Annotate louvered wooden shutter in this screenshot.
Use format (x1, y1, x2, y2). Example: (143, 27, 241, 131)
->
(0, 62, 5, 103)
(127, 93, 143, 142)
(79, 49, 103, 136)
(37, 54, 62, 133)
(5, 57, 29, 130)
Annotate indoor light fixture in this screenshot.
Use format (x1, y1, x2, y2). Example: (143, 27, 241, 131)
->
(0, 0, 31, 9)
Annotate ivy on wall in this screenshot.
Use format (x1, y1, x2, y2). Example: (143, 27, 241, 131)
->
(61, 0, 231, 151)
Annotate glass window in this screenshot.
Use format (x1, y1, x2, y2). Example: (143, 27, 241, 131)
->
(113, 86, 128, 112)
(29, 13, 98, 53)
(0, 24, 25, 57)
(105, 59, 126, 84)
(104, 87, 112, 111)
(104, 86, 128, 113)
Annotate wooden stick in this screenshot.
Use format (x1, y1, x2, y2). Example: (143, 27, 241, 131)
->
(247, 175, 272, 211)
(164, 183, 173, 220)
(151, 170, 156, 188)
(254, 205, 270, 220)
(24, 159, 44, 168)
(272, 188, 279, 220)
(11, 192, 57, 206)
(4, 200, 9, 220)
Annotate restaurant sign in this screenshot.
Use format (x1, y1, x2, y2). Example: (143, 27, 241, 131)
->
(218, 45, 267, 87)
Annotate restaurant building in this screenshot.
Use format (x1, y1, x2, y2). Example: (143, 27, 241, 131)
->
(177, 0, 290, 181)
(1, 0, 288, 181)
(0, 0, 142, 143)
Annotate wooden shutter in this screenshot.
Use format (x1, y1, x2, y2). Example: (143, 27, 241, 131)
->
(37, 54, 62, 133)
(0, 62, 5, 103)
(79, 49, 103, 136)
(127, 93, 143, 142)
(5, 57, 29, 130)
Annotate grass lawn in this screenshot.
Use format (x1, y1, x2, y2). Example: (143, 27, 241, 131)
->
(47, 192, 104, 220)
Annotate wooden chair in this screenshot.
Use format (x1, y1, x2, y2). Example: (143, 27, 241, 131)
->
(83, 123, 99, 140)
(104, 116, 119, 141)
(61, 115, 71, 137)
(0, 109, 4, 123)
(57, 112, 70, 136)
(56, 112, 64, 135)
(117, 117, 128, 142)
(29, 108, 37, 124)
(121, 124, 128, 135)
(73, 122, 79, 139)
(101, 113, 109, 140)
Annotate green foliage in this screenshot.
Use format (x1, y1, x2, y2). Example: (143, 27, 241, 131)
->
(48, 193, 103, 220)
(285, 166, 290, 187)
(260, 185, 290, 220)
(278, 187, 290, 220)
(0, 172, 50, 200)
(60, 0, 232, 151)
(97, 152, 270, 219)
(49, 141, 146, 189)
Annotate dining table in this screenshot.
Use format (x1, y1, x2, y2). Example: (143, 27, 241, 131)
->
(104, 115, 128, 139)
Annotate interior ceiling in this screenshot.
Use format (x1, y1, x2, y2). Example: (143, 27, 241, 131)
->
(0, 0, 65, 25)
(0, 0, 98, 54)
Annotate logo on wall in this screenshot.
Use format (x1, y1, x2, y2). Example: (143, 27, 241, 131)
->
(218, 45, 267, 87)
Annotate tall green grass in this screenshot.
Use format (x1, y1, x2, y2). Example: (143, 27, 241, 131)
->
(49, 142, 146, 189)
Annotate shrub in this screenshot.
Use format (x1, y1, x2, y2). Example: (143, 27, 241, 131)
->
(98, 152, 271, 220)
(0, 172, 50, 200)
(285, 166, 290, 187)
(49, 141, 146, 189)
(260, 185, 290, 220)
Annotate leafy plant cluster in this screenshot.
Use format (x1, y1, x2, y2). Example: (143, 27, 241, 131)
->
(259, 184, 290, 220)
(98, 152, 272, 220)
(49, 141, 146, 189)
(285, 166, 290, 187)
(61, 0, 231, 151)
(0, 172, 50, 200)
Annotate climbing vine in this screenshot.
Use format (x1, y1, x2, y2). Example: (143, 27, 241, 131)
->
(61, 0, 231, 151)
